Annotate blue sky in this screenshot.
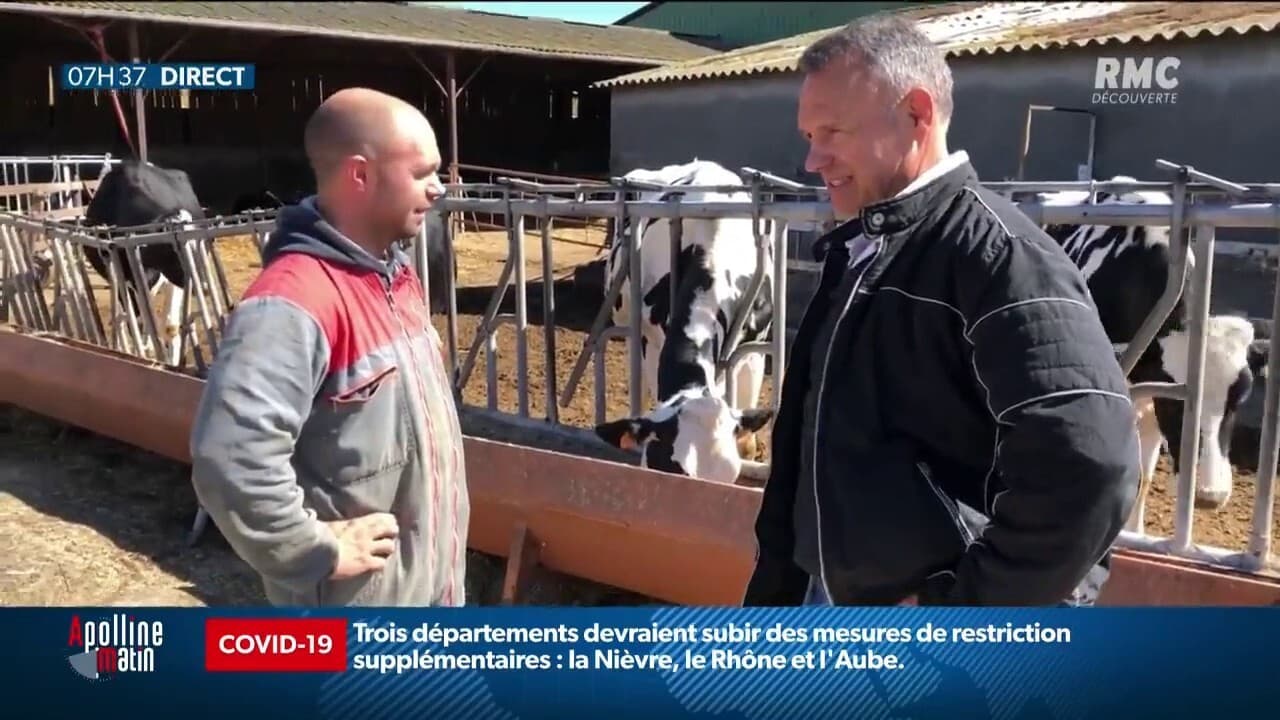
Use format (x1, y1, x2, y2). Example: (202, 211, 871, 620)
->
(421, 2, 649, 25)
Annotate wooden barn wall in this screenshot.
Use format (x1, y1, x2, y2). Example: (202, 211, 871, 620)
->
(0, 13, 619, 212)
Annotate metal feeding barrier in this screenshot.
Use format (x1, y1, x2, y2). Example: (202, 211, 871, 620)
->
(432, 166, 816, 427)
(0, 209, 276, 375)
(0, 155, 119, 219)
(429, 158, 1280, 576)
(0, 157, 1278, 597)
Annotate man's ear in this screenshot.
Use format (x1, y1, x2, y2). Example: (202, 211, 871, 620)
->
(595, 418, 646, 452)
(735, 407, 775, 436)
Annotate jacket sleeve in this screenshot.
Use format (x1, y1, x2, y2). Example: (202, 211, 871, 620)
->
(189, 295, 341, 595)
(935, 230, 1142, 606)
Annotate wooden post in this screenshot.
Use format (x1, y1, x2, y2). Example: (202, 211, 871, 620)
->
(128, 22, 148, 162)
(446, 51, 459, 186)
(501, 521, 544, 605)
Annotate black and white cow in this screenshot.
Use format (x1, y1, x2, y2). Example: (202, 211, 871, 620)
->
(593, 159, 776, 483)
(81, 159, 205, 366)
(1037, 177, 1270, 516)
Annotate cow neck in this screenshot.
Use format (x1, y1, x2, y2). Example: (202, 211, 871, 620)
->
(654, 243, 722, 401)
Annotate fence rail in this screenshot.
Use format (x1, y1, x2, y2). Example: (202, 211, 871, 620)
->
(424, 158, 1280, 576)
(0, 157, 1277, 583)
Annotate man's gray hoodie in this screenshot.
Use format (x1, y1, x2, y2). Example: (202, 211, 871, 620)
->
(190, 197, 468, 606)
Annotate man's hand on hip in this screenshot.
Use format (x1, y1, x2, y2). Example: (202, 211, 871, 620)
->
(326, 513, 400, 580)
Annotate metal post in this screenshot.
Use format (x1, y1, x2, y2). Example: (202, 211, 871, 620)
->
(513, 212, 529, 418)
(1249, 248, 1280, 565)
(771, 220, 788, 410)
(628, 219, 643, 416)
(540, 204, 558, 424)
(446, 52, 460, 187)
(1172, 224, 1216, 553)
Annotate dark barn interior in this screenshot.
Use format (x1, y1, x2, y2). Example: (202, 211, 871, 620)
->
(0, 4, 714, 212)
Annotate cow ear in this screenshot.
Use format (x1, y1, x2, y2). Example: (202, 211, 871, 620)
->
(735, 408, 775, 435)
(595, 418, 645, 451)
(1248, 339, 1271, 379)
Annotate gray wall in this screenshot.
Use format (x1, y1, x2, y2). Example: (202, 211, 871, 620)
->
(610, 31, 1280, 431)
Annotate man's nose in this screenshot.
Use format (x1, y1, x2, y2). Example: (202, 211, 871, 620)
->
(804, 144, 830, 174)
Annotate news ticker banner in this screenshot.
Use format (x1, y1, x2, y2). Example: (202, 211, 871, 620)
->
(60, 63, 255, 91)
(12, 606, 1277, 719)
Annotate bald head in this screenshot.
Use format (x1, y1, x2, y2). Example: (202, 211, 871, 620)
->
(302, 86, 445, 255)
(304, 87, 437, 182)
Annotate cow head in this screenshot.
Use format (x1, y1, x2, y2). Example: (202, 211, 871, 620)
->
(1153, 314, 1270, 509)
(30, 246, 54, 287)
(595, 387, 775, 485)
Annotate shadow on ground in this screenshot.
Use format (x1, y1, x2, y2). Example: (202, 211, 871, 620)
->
(0, 405, 659, 607)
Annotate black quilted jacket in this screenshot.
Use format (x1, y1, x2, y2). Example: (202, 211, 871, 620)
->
(742, 160, 1142, 607)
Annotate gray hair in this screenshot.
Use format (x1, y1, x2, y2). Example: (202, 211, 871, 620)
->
(798, 13, 954, 121)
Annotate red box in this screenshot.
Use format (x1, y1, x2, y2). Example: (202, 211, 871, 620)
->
(205, 618, 347, 672)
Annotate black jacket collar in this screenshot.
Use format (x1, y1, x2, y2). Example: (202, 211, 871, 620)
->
(859, 159, 979, 236)
(813, 159, 979, 262)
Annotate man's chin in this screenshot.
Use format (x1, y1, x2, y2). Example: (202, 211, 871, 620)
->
(401, 217, 426, 240)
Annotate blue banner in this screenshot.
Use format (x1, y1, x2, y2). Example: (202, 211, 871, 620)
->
(15, 606, 1279, 718)
(59, 63, 255, 91)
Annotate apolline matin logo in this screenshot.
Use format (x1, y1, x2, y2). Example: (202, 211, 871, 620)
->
(66, 613, 165, 681)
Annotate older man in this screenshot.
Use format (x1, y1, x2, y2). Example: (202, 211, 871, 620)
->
(190, 87, 468, 606)
(743, 15, 1141, 607)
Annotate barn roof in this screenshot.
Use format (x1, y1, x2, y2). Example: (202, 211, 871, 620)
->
(595, 1, 1280, 88)
(0, 1, 721, 65)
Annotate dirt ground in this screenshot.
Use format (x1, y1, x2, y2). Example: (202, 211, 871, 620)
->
(1, 218, 1278, 606)
(0, 403, 655, 607)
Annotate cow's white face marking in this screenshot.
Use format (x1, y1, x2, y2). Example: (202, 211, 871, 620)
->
(595, 388, 774, 485)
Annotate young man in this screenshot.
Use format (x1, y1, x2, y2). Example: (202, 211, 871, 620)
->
(190, 87, 468, 606)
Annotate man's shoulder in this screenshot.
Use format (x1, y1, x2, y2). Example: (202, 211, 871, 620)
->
(942, 183, 1073, 272)
(243, 251, 347, 312)
(236, 252, 351, 342)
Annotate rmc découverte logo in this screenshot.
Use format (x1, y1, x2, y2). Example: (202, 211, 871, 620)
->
(1093, 56, 1180, 105)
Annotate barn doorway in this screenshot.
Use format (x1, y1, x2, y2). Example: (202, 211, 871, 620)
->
(1016, 105, 1097, 182)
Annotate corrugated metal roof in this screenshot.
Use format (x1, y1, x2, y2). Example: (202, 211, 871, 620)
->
(0, 1, 720, 65)
(595, 1, 1280, 87)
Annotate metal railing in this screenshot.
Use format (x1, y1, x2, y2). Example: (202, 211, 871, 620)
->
(425, 159, 1280, 576)
(0, 155, 119, 217)
(0, 158, 1276, 579)
(0, 210, 274, 374)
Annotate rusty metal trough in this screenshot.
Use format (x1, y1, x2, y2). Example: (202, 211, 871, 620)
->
(3, 323, 1279, 607)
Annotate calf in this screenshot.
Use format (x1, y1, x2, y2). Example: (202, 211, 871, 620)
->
(1037, 177, 1270, 516)
(81, 159, 204, 365)
(593, 159, 775, 484)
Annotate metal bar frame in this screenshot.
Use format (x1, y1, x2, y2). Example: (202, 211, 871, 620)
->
(1, 159, 1278, 580)
(416, 159, 1280, 578)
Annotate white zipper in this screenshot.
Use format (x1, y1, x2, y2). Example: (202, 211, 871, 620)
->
(387, 270, 468, 601)
(812, 236, 883, 603)
(917, 461, 975, 546)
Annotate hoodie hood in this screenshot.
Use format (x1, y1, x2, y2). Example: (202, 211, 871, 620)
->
(263, 196, 412, 281)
